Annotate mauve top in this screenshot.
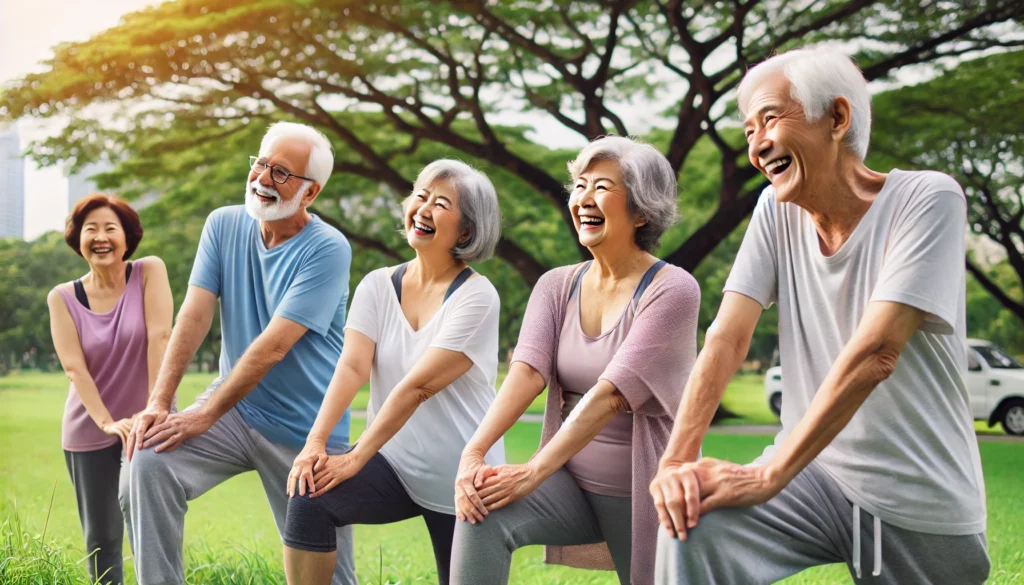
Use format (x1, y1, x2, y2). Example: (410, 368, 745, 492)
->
(58, 260, 149, 452)
(512, 261, 700, 585)
(557, 264, 652, 498)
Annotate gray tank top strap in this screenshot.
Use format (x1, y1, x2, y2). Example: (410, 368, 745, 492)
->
(445, 267, 476, 301)
(568, 261, 594, 301)
(631, 260, 666, 310)
(390, 262, 410, 303)
(392, 262, 475, 304)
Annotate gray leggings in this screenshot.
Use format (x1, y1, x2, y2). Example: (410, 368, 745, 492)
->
(65, 443, 126, 585)
(655, 460, 990, 585)
(450, 468, 631, 585)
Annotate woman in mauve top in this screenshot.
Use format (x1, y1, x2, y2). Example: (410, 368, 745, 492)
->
(47, 194, 173, 585)
(450, 136, 700, 585)
(282, 160, 505, 585)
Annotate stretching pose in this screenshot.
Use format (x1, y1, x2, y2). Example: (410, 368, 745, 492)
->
(283, 159, 504, 585)
(450, 136, 700, 585)
(651, 48, 989, 585)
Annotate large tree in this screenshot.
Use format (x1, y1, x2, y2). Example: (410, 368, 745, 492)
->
(3, 0, 1021, 285)
(870, 49, 1024, 322)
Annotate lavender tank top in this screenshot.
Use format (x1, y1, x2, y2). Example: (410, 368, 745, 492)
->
(555, 261, 664, 497)
(58, 260, 149, 451)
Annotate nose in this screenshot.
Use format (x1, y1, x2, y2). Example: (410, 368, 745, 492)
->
(749, 135, 773, 168)
(415, 197, 433, 219)
(255, 166, 275, 186)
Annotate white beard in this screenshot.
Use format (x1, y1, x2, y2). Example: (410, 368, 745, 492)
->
(244, 180, 309, 222)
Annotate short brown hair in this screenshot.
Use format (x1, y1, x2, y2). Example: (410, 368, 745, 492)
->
(64, 194, 144, 260)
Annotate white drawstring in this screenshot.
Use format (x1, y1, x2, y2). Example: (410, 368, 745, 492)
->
(852, 504, 883, 578)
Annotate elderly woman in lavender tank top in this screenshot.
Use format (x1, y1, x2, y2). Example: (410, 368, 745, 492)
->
(450, 136, 700, 585)
(46, 194, 173, 585)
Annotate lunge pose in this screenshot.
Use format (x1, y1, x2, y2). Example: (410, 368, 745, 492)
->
(651, 48, 989, 585)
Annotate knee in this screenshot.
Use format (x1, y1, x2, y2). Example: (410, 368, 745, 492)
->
(453, 513, 515, 553)
(283, 495, 337, 552)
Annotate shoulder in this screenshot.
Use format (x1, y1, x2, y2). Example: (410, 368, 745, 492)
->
(308, 217, 352, 253)
(889, 169, 966, 205)
(136, 256, 169, 285)
(536, 263, 586, 291)
(460, 272, 501, 305)
(354, 267, 389, 293)
(47, 283, 73, 308)
(202, 205, 249, 235)
(649, 264, 700, 305)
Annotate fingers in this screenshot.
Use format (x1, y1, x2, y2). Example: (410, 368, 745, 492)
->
(144, 419, 173, 442)
(142, 427, 177, 449)
(313, 453, 328, 473)
(455, 478, 487, 522)
(287, 470, 295, 498)
(681, 468, 702, 529)
(651, 480, 675, 539)
(473, 465, 496, 488)
(310, 477, 340, 498)
(663, 480, 689, 541)
(154, 433, 183, 453)
(302, 467, 315, 498)
(454, 488, 485, 524)
(484, 495, 512, 512)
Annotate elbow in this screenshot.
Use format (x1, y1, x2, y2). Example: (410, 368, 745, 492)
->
(863, 344, 901, 387)
(63, 363, 89, 385)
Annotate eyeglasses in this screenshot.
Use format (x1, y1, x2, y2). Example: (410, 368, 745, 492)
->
(249, 156, 315, 185)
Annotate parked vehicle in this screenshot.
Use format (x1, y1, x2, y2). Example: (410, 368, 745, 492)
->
(764, 339, 1024, 435)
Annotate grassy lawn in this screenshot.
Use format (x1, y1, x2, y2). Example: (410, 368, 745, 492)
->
(2, 371, 1021, 584)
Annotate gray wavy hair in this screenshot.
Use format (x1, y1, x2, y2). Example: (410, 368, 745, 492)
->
(567, 136, 679, 252)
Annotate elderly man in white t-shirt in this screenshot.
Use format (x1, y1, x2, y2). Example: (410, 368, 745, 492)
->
(649, 48, 989, 584)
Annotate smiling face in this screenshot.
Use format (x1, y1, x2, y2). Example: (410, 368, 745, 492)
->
(244, 137, 316, 221)
(404, 179, 465, 255)
(743, 72, 837, 204)
(79, 206, 127, 268)
(569, 158, 642, 251)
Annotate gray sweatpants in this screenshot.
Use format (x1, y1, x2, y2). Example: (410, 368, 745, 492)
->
(655, 461, 990, 585)
(450, 468, 632, 585)
(65, 443, 127, 585)
(119, 392, 357, 585)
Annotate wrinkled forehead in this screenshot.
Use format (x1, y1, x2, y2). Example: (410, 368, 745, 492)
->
(259, 136, 312, 172)
(742, 72, 799, 125)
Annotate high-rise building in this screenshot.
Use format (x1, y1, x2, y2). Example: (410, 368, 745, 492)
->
(0, 124, 25, 239)
(67, 160, 114, 211)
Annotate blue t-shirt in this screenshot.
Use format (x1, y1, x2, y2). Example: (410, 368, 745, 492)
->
(189, 206, 351, 449)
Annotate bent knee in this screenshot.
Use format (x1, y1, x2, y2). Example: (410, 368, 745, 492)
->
(284, 495, 337, 552)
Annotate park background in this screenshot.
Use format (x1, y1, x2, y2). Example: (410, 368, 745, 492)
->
(1, 0, 1022, 583)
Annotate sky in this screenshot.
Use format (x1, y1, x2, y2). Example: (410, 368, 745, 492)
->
(1, 0, 162, 239)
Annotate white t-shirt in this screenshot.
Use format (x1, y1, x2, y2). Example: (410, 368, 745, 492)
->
(345, 268, 506, 514)
(725, 169, 985, 535)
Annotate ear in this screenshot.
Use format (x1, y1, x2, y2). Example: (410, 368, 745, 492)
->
(634, 218, 648, 228)
(830, 96, 853, 145)
(459, 227, 472, 244)
(303, 182, 322, 205)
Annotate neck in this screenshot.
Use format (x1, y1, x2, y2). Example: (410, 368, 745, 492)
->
(589, 240, 651, 283)
(410, 248, 465, 285)
(89, 260, 128, 288)
(260, 209, 312, 248)
(797, 156, 887, 254)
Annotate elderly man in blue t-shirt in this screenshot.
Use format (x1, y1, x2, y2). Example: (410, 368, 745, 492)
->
(122, 122, 357, 585)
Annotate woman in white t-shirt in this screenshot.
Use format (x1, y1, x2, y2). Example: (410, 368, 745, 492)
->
(282, 159, 505, 585)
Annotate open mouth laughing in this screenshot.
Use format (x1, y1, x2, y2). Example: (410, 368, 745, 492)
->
(412, 219, 436, 236)
(578, 214, 605, 230)
(763, 156, 792, 178)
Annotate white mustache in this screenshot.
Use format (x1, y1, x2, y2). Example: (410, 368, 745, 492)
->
(250, 180, 281, 201)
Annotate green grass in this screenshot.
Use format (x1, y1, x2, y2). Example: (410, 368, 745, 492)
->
(2, 372, 1021, 584)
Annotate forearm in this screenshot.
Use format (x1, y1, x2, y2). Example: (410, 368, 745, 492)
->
(662, 332, 749, 465)
(766, 344, 894, 486)
(464, 364, 542, 457)
(348, 385, 425, 463)
(306, 361, 366, 446)
(529, 380, 624, 478)
(200, 339, 284, 420)
(150, 309, 211, 409)
(68, 369, 117, 427)
(146, 331, 169, 402)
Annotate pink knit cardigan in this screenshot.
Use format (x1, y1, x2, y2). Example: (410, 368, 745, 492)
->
(511, 262, 700, 585)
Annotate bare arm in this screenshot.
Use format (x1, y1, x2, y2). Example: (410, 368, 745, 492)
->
(47, 289, 118, 433)
(660, 292, 764, 466)
(148, 285, 218, 410)
(303, 328, 376, 448)
(347, 347, 474, 465)
(141, 257, 173, 402)
(526, 379, 628, 478)
(760, 301, 924, 489)
(464, 362, 546, 459)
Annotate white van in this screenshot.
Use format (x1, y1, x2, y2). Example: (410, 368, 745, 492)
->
(764, 339, 1024, 435)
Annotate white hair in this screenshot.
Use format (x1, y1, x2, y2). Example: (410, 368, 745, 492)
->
(258, 121, 335, 187)
(411, 159, 502, 263)
(567, 135, 679, 252)
(737, 48, 872, 160)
